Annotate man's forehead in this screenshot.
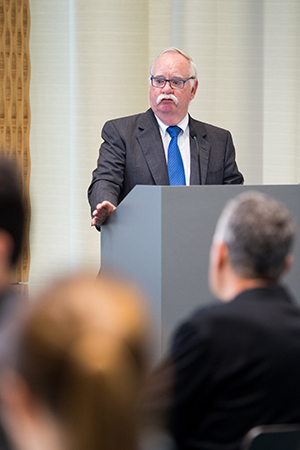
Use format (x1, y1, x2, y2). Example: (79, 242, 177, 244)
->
(153, 52, 190, 75)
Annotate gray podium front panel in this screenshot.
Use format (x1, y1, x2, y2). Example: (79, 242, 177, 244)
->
(101, 185, 300, 355)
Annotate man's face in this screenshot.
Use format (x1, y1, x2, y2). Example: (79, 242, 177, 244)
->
(149, 52, 198, 126)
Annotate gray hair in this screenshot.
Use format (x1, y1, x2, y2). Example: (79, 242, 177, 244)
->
(150, 47, 198, 88)
(213, 191, 297, 281)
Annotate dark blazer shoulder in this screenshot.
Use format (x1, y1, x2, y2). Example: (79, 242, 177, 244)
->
(186, 285, 297, 332)
(104, 108, 158, 131)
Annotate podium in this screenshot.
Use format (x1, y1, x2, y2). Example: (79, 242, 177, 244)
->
(100, 185, 300, 355)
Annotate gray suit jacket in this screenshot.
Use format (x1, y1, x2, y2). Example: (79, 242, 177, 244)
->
(88, 108, 244, 212)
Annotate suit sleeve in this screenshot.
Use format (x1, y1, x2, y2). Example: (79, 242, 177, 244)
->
(88, 120, 126, 213)
(223, 131, 244, 185)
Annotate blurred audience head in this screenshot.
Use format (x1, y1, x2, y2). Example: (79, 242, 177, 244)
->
(0, 272, 152, 450)
(209, 191, 296, 300)
(0, 157, 24, 270)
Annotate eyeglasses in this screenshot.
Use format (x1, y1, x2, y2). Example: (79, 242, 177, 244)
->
(150, 76, 195, 90)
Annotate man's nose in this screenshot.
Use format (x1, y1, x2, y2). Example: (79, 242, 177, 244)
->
(162, 81, 173, 93)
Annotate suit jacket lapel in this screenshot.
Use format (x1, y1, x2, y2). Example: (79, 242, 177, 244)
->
(136, 109, 169, 185)
(189, 116, 210, 185)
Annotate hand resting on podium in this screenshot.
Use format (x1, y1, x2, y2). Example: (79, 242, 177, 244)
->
(91, 200, 116, 227)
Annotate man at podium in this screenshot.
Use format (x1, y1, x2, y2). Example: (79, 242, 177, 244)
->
(88, 47, 244, 227)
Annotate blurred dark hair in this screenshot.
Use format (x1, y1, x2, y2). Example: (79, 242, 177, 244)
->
(0, 157, 24, 266)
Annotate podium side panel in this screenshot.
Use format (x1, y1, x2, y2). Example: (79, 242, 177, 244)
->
(101, 186, 163, 353)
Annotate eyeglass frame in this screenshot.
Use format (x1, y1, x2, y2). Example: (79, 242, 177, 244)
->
(150, 76, 195, 90)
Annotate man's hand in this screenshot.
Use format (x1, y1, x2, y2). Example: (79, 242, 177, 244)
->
(91, 201, 116, 227)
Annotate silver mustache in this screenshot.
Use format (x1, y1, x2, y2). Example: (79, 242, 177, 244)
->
(156, 94, 178, 106)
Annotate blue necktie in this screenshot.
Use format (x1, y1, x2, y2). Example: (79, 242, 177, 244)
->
(167, 126, 186, 185)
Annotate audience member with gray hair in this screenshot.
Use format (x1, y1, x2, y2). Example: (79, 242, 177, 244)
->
(213, 191, 296, 282)
(144, 191, 300, 450)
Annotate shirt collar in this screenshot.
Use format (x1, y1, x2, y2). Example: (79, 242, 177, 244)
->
(155, 114, 189, 137)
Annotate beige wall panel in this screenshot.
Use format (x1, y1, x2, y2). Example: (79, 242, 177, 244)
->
(29, 1, 150, 292)
(263, 0, 300, 184)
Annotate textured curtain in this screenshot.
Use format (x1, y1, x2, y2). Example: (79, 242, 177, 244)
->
(29, 0, 300, 292)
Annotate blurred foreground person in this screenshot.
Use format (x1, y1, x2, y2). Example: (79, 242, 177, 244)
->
(0, 157, 24, 312)
(0, 273, 153, 450)
(145, 191, 300, 450)
(0, 157, 25, 450)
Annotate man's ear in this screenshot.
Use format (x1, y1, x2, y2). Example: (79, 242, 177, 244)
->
(209, 240, 230, 297)
(190, 79, 198, 98)
(215, 241, 230, 271)
(282, 254, 294, 276)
